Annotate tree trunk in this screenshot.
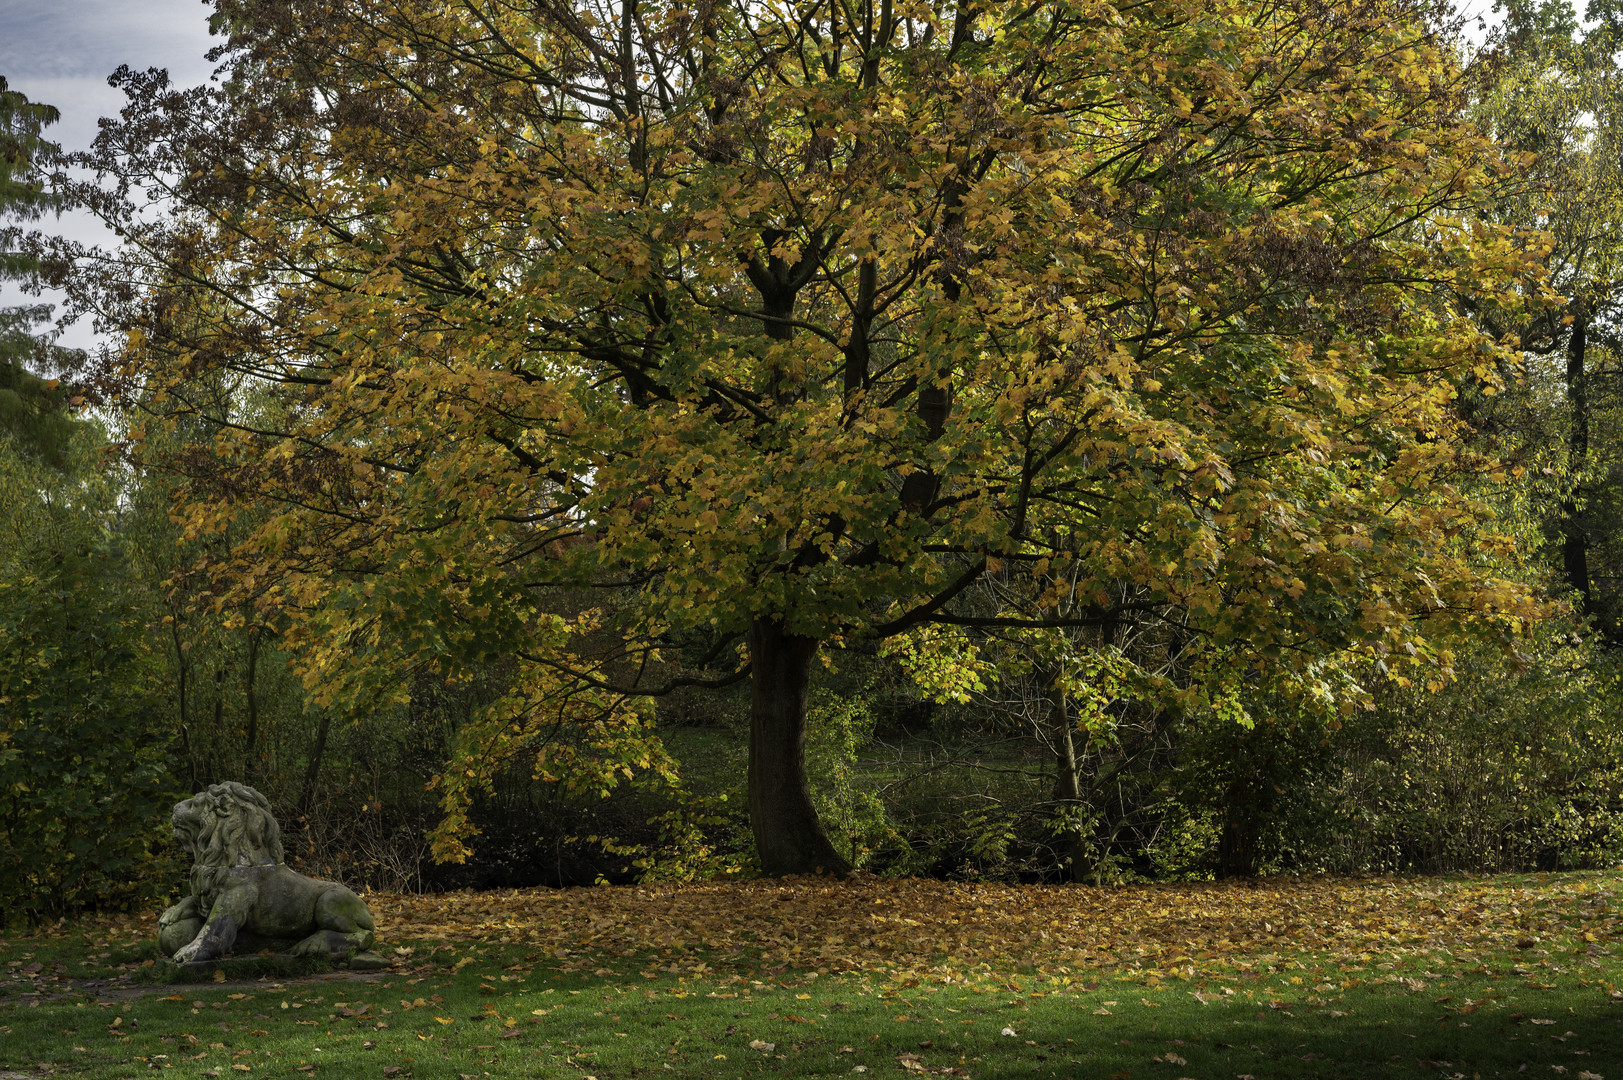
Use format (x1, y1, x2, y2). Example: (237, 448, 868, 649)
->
(243, 626, 261, 781)
(741, 234, 849, 876)
(212, 663, 225, 772)
(170, 618, 199, 791)
(1563, 314, 1591, 594)
(1563, 312, 1599, 625)
(1047, 681, 1091, 882)
(1215, 801, 1255, 878)
(1216, 733, 1272, 878)
(747, 618, 851, 877)
(297, 709, 333, 820)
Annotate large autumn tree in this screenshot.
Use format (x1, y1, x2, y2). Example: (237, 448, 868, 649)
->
(69, 0, 1545, 874)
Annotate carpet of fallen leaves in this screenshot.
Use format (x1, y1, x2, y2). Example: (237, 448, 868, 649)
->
(358, 872, 1621, 979)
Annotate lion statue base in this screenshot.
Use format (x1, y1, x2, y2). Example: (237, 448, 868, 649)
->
(157, 781, 382, 969)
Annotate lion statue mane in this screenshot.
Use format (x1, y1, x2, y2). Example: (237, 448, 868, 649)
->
(157, 781, 380, 967)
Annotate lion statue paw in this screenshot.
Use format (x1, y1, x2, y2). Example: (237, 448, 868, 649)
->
(157, 781, 378, 966)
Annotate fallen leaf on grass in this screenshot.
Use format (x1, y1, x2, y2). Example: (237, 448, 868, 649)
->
(56, 869, 1585, 1000)
(1001, 1027, 1017, 1036)
(748, 1040, 775, 1052)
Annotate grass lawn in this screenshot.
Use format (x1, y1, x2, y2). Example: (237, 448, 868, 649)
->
(3, 869, 1622, 1079)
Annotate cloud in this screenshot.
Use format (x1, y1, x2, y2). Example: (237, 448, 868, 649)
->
(0, 0, 215, 83)
(2, 0, 216, 152)
(2, 0, 217, 349)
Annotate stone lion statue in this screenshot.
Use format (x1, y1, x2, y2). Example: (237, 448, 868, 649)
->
(157, 781, 382, 968)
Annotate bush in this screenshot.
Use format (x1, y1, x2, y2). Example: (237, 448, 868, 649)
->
(0, 432, 181, 920)
(1170, 630, 1623, 876)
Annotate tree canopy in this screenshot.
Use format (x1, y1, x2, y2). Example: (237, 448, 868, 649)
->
(69, 0, 1549, 874)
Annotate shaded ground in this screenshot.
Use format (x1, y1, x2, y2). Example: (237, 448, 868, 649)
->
(3, 968, 393, 1005)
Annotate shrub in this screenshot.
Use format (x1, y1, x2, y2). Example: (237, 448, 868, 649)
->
(0, 545, 180, 921)
(1171, 630, 1623, 875)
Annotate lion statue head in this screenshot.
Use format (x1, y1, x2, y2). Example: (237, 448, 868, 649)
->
(172, 782, 285, 899)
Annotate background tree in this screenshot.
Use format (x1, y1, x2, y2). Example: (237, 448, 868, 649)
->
(1468, 0, 1623, 643)
(0, 76, 78, 468)
(68, 0, 1548, 876)
(0, 418, 180, 923)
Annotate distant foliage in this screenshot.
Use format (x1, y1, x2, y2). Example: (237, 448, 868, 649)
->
(0, 430, 179, 922)
(1171, 634, 1623, 877)
(805, 692, 896, 871)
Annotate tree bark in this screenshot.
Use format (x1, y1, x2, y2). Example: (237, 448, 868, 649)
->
(747, 618, 851, 876)
(297, 709, 332, 820)
(242, 625, 261, 780)
(1216, 730, 1273, 878)
(741, 230, 850, 876)
(1046, 680, 1091, 883)
(170, 617, 199, 791)
(1562, 312, 1597, 619)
